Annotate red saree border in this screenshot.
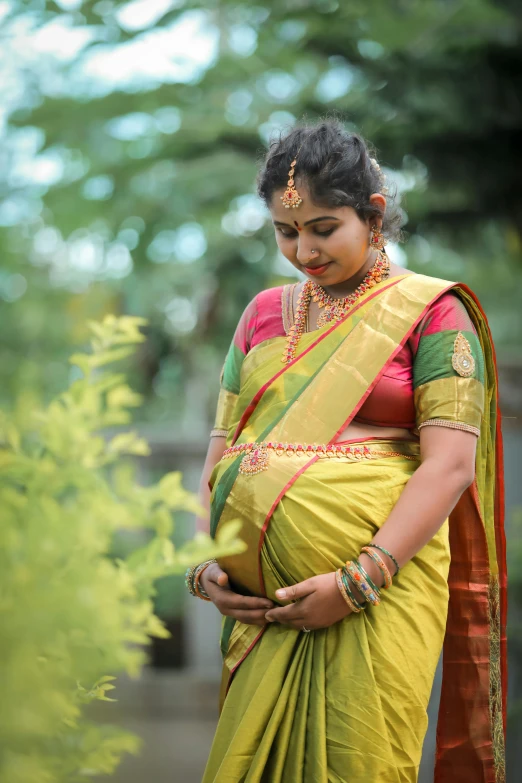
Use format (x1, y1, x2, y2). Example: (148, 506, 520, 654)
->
(230, 626, 266, 678)
(495, 410, 507, 733)
(459, 283, 507, 733)
(222, 626, 267, 702)
(435, 480, 491, 782)
(231, 276, 406, 446)
(434, 282, 506, 783)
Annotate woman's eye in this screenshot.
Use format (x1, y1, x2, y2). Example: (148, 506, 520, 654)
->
(276, 227, 335, 238)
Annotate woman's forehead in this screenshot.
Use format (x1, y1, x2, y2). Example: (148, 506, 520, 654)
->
(269, 186, 344, 224)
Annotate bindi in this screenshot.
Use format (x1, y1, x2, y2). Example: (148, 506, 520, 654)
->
(293, 221, 302, 231)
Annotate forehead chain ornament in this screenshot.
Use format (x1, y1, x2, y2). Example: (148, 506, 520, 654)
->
(281, 143, 304, 209)
(282, 148, 387, 209)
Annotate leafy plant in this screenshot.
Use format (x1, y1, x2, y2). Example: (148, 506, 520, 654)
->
(0, 315, 245, 783)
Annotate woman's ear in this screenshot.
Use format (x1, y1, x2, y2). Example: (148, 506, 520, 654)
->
(369, 192, 386, 224)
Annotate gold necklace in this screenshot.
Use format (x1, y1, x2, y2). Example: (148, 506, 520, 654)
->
(282, 251, 390, 364)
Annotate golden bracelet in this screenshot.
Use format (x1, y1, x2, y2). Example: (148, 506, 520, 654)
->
(417, 419, 480, 437)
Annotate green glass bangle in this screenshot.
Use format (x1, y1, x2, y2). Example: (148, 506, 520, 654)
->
(361, 547, 392, 589)
(369, 545, 400, 575)
(354, 560, 380, 596)
(344, 561, 381, 606)
(341, 569, 366, 610)
(341, 570, 368, 611)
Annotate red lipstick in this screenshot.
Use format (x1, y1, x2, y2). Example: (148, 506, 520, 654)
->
(304, 262, 331, 276)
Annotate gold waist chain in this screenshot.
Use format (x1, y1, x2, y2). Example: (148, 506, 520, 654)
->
(221, 441, 418, 476)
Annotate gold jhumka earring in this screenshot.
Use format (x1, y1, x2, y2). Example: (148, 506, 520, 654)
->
(281, 144, 304, 209)
(370, 224, 386, 251)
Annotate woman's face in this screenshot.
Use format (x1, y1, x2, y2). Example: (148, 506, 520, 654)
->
(269, 179, 386, 286)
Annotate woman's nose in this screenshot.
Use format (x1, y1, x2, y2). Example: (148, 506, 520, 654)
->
(296, 237, 317, 264)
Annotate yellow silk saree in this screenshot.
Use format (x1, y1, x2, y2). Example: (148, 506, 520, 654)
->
(203, 274, 507, 783)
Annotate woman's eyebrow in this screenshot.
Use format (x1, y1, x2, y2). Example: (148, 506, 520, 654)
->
(273, 216, 340, 227)
(304, 216, 340, 226)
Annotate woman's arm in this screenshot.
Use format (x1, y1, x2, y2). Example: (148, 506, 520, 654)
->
(195, 435, 227, 534)
(357, 425, 477, 588)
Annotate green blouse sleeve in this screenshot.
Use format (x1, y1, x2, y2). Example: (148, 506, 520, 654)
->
(412, 291, 485, 436)
(213, 296, 258, 433)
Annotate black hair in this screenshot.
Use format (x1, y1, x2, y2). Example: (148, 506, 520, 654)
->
(257, 118, 403, 243)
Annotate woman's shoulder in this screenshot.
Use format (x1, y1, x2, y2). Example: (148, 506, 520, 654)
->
(409, 289, 479, 361)
(394, 269, 456, 288)
(243, 285, 287, 350)
(255, 284, 287, 310)
(239, 284, 286, 315)
(394, 271, 475, 317)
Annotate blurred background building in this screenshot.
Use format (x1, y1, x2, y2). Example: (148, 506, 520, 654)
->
(1, 0, 521, 780)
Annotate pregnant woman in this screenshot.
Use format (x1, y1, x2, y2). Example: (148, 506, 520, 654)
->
(186, 119, 507, 783)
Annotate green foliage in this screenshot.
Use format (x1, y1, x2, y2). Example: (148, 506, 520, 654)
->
(0, 0, 520, 427)
(0, 315, 245, 782)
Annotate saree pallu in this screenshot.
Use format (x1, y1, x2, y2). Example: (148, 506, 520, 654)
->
(204, 274, 507, 783)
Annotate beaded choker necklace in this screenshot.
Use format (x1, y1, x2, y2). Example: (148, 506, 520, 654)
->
(282, 250, 391, 365)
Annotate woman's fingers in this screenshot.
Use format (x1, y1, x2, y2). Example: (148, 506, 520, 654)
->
(218, 591, 274, 612)
(216, 570, 229, 588)
(274, 577, 316, 603)
(265, 580, 319, 623)
(265, 577, 317, 622)
(205, 563, 229, 587)
(199, 563, 227, 597)
(202, 564, 274, 614)
(265, 603, 305, 624)
(217, 592, 274, 625)
(232, 609, 271, 626)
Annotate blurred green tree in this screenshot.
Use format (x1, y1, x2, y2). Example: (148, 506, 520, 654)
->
(0, 0, 520, 426)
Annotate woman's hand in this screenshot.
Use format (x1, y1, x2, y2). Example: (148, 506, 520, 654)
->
(264, 572, 353, 630)
(200, 563, 275, 626)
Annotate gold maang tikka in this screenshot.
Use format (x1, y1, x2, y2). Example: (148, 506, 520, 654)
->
(281, 144, 304, 209)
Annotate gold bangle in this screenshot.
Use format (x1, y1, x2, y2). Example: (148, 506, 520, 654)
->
(210, 428, 228, 439)
(417, 419, 480, 437)
(194, 564, 213, 601)
(360, 546, 392, 589)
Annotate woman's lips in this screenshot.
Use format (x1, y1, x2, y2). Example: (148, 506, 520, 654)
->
(303, 262, 332, 276)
